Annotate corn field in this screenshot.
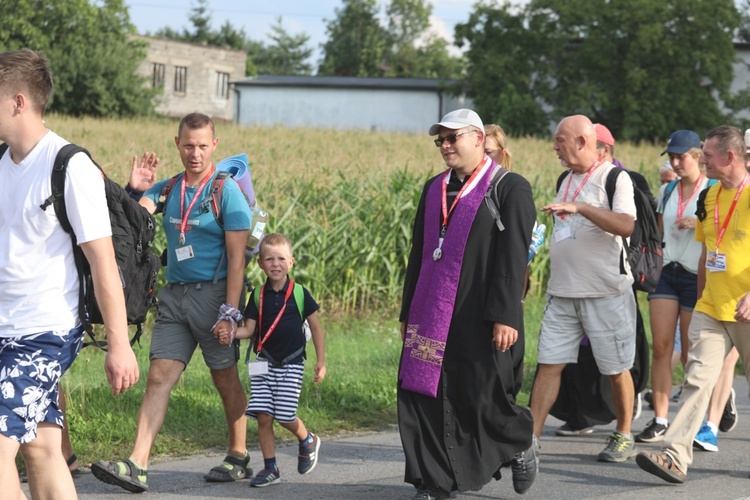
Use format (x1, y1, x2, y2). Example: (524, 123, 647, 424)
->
(47, 114, 665, 313)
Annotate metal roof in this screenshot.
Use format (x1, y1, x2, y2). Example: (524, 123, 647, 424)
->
(232, 75, 458, 91)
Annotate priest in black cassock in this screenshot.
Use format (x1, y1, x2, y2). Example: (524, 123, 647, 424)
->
(398, 109, 538, 500)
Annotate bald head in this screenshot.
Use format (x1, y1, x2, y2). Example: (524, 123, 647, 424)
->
(553, 115, 599, 172)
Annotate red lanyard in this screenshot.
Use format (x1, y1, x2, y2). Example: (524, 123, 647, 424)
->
(676, 175, 703, 219)
(257, 279, 294, 353)
(713, 174, 748, 251)
(440, 159, 484, 232)
(562, 157, 602, 203)
(178, 166, 215, 245)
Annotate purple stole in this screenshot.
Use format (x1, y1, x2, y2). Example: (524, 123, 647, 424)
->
(399, 159, 494, 397)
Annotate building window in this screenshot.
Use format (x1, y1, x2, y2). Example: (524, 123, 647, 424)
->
(174, 66, 188, 94)
(152, 63, 165, 88)
(216, 72, 230, 99)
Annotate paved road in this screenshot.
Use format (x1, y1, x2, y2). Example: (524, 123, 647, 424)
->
(28, 378, 750, 499)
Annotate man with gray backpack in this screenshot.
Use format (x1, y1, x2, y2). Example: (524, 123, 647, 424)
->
(0, 48, 139, 499)
(91, 112, 253, 493)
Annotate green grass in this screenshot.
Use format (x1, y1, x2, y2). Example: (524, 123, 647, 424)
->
(60, 312, 402, 466)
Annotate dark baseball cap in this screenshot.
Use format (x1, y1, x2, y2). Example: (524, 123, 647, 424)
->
(661, 130, 701, 156)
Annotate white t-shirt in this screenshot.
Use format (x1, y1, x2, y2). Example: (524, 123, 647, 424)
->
(548, 163, 637, 298)
(657, 177, 710, 274)
(0, 131, 111, 336)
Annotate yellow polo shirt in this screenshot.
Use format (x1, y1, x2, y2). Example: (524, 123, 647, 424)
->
(695, 183, 750, 321)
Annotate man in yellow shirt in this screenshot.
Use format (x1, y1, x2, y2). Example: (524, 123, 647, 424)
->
(637, 125, 750, 483)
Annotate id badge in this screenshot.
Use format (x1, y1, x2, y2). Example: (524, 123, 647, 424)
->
(554, 226, 571, 243)
(706, 251, 727, 272)
(175, 245, 195, 262)
(248, 359, 269, 378)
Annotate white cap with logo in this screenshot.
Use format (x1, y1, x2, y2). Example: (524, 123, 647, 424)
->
(429, 109, 484, 136)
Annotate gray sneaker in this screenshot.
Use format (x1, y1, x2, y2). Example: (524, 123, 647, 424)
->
(597, 432, 637, 462)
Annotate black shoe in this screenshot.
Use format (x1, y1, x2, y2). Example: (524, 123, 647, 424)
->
(635, 419, 669, 443)
(511, 444, 538, 494)
(412, 486, 451, 500)
(719, 388, 738, 432)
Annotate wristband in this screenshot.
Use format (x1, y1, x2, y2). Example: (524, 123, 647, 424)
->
(125, 184, 144, 201)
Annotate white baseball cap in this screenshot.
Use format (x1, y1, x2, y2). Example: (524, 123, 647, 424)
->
(429, 109, 484, 135)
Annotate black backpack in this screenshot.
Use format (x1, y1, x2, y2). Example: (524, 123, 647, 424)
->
(556, 167, 663, 292)
(0, 143, 161, 348)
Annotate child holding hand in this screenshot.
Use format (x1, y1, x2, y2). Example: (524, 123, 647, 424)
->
(215, 233, 325, 487)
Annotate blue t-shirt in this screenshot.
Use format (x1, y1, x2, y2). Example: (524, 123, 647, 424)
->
(145, 171, 252, 283)
(244, 278, 320, 365)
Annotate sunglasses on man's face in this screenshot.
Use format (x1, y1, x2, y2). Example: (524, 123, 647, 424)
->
(433, 130, 475, 147)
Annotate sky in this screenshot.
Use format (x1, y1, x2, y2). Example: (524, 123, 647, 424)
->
(123, 0, 487, 67)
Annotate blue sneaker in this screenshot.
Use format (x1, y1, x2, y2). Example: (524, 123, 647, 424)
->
(298, 433, 321, 475)
(693, 423, 718, 452)
(250, 467, 280, 487)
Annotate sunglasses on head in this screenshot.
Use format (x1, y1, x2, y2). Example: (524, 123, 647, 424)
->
(433, 129, 476, 147)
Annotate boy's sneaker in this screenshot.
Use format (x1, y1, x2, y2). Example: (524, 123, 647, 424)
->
(555, 423, 594, 436)
(693, 423, 718, 452)
(597, 432, 636, 462)
(719, 388, 738, 432)
(250, 467, 281, 487)
(635, 419, 668, 443)
(298, 433, 321, 475)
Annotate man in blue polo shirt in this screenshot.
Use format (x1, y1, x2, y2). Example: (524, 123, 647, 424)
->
(91, 112, 253, 493)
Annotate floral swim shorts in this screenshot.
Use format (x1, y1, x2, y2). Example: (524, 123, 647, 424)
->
(0, 326, 84, 443)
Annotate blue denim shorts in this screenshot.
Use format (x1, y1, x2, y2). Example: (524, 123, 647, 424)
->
(648, 262, 698, 311)
(0, 326, 84, 443)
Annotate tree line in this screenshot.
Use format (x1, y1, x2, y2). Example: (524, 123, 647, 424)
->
(2, 0, 750, 140)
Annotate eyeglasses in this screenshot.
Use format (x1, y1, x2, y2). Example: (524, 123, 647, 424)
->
(434, 130, 476, 147)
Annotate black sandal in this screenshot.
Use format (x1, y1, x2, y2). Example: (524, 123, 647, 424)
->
(67, 454, 81, 478)
(91, 458, 148, 493)
(203, 453, 252, 482)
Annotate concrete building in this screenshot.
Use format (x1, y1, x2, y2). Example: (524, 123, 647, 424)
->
(232, 75, 471, 133)
(135, 35, 246, 121)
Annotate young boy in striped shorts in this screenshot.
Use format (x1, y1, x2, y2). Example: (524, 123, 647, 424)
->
(216, 232, 326, 487)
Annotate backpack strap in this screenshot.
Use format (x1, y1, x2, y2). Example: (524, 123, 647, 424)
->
(259, 345, 306, 367)
(604, 168, 630, 275)
(604, 167, 626, 210)
(555, 170, 572, 194)
(209, 170, 231, 228)
(696, 182, 719, 222)
(484, 166, 510, 231)
(659, 179, 679, 213)
(157, 173, 182, 214)
(293, 283, 305, 320)
(39, 144, 101, 346)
